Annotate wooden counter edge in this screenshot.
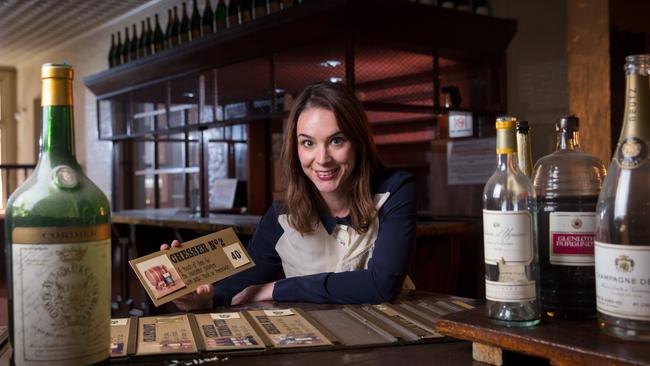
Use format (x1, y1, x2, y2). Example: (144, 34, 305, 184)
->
(434, 311, 646, 366)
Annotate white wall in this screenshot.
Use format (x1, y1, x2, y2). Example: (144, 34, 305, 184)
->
(492, 0, 569, 162)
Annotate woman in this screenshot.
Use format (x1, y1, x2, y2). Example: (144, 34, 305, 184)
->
(163, 82, 417, 311)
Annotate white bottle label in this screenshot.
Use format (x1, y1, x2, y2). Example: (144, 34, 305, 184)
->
(549, 212, 596, 266)
(485, 280, 536, 302)
(483, 210, 534, 265)
(12, 225, 110, 365)
(595, 242, 650, 321)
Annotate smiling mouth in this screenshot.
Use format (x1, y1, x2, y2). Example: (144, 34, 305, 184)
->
(315, 168, 339, 180)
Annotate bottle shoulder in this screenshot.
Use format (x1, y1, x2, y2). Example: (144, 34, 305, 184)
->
(532, 150, 607, 197)
(6, 166, 110, 225)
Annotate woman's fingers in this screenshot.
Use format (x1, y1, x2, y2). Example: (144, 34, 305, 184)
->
(160, 243, 170, 251)
(171, 240, 181, 247)
(160, 240, 182, 251)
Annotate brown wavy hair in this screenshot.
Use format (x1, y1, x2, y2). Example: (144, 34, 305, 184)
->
(281, 82, 384, 234)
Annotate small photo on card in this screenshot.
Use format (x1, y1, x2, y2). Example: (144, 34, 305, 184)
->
(135, 255, 187, 299)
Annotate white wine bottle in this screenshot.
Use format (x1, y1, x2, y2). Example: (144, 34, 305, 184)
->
(483, 116, 541, 327)
(595, 54, 650, 341)
(5, 64, 111, 364)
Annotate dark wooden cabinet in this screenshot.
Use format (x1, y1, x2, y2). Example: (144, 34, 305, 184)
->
(85, 0, 516, 219)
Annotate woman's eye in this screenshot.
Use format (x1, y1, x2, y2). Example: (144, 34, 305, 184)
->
(331, 137, 344, 145)
(300, 140, 312, 148)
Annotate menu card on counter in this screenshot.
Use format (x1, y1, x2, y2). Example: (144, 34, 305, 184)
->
(110, 317, 137, 357)
(136, 314, 199, 356)
(247, 308, 334, 349)
(195, 312, 266, 351)
(129, 228, 255, 306)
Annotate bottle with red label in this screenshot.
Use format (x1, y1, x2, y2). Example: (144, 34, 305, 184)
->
(532, 115, 606, 319)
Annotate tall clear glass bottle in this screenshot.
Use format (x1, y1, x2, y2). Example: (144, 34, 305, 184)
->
(516, 120, 533, 179)
(5, 64, 111, 364)
(596, 54, 650, 341)
(532, 115, 606, 319)
(483, 116, 541, 327)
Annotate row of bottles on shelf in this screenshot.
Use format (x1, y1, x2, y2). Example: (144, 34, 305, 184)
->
(108, 0, 303, 68)
(482, 54, 650, 342)
(405, 0, 489, 16)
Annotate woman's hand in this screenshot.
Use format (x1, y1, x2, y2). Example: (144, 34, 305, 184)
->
(160, 240, 214, 312)
(231, 282, 275, 305)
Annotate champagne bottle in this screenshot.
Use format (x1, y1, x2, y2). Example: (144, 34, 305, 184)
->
(137, 20, 146, 59)
(129, 24, 138, 61)
(5, 63, 111, 365)
(108, 34, 115, 68)
(516, 120, 533, 179)
(596, 54, 650, 341)
(153, 14, 165, 53)
(253, 0, 268, 19)
(145, 17, 154, 56)
(114, 31, 122, 66)
(228, 0, 240, 27)
(482, 116, 541, 327)
(191, 0, 201, 40)
(122, 27, 130, 63)
(215, 0, 227, 31)
(533, 115, 606, 319)
(180, 2, 190, 43)
(164, 8, 173, 49)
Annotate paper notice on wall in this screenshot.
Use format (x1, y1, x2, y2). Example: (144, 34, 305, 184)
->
(447, 138, 495, 186)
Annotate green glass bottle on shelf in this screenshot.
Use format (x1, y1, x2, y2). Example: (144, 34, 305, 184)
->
(253, 0, 268, 19)
(164, 8, 173, 48)
(5, 63, 111, 365)
(114, 31, 122, 66)
(108, 33, 116, 68)
(180, 2, 190, 43)
(154, 13, 165, 53)
(203, 0, 215, 35)
(137, 20, 146, 59)
(228, 0, 240, 27)
(170, 6, 180, 47)
(129, 23, 138, 61)
(122, 26, 130, 63)
(240, 0, 252, 23)
(269, 0, 280, 13)
(215, 0, 227, 31)
(191, 0, 201, 40)
(145, 17, 154, 56)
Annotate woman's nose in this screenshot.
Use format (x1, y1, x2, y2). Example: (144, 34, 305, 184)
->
(316, 145, 331, 164)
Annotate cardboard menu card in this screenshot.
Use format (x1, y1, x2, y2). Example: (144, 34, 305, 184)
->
(246, 308, 334, 349)
(136, 314, 199, 356)
(129, 228, 255, 306)
(110, 318, 136, 357)
(194, 312, 266, 351)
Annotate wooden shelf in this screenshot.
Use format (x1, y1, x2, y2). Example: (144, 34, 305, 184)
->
(435, 305, 650, 365)
(84, 0, 516, 98)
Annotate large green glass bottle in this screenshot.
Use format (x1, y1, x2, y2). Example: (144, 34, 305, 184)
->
(5, 64, 111, 365)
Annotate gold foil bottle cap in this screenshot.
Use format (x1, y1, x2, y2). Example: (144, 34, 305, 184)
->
(41, 63, 73, 106)
(495, 116, 517, 154)
(496, 116, 516, 129)
(41, 63, 74, 80)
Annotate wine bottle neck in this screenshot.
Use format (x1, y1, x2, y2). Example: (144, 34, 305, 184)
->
(620, 73, 650, 142)
(496, 152, 520, 172)
(556, 130, 581, 151)
(41, 105, 77, 162)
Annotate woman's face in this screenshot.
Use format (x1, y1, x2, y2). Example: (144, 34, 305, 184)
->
(296, 107, 356, 200)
